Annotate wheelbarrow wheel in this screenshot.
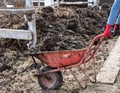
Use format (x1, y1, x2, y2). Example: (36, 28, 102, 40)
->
(38, 66, 63, 90)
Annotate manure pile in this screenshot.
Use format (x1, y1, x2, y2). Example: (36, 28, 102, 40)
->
(0, 4, 111, 52)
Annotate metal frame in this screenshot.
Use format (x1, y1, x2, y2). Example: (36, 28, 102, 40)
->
(25, 0, 37, 49)
(0, 0, 37, 49)
(60, 0, 99, 7)
(31, 0, 100, 8)
(88, 0, 100, 7)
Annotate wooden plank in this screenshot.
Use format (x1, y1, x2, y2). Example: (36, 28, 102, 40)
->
(0, 8, 35, 14)
(0, 29, 32, 40)
(97, 37, 120, 84)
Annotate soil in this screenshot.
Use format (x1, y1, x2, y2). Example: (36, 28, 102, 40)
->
(0, 1, 120, 93)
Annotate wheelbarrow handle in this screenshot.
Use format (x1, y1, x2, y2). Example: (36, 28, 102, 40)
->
(90, 33, 105, 46)
(83, 34, 105, 62)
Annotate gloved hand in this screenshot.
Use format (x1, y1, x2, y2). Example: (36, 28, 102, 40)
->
(113, 24, 119, 32)
(104, 24, 112, 37)
(113, 24, 120, 35)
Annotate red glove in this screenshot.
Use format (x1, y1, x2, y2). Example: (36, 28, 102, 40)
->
(104, 24, 112, 37)
(113, 24, 120, 36)
(113, 24, 119, 32)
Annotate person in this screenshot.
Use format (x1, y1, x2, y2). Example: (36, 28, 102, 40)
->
(104, 0, 120, 37)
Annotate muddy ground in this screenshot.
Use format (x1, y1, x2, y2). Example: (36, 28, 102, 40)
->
(0, 1, 120, 93)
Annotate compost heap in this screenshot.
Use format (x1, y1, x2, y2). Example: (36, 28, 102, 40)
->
(0, 4, 111, 52)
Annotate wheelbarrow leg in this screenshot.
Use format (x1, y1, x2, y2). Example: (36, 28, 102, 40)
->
(84, 56, 97, 83)
(69, 68, 87, 89)
(77, 65, 91, 82)
(89, 56, 97, 83)
(31, 56, 41, 75)
(77, 57, 97, 83)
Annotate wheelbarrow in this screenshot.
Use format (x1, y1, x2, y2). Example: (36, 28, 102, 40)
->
(28, 34, 105, 90)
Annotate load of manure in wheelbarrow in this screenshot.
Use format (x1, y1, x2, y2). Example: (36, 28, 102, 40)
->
(0, 4, 111, 52)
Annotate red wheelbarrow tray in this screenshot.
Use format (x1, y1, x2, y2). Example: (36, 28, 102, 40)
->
(29, 34, 105, 68)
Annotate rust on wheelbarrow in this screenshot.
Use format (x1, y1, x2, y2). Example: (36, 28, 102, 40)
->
(34, 49, 86, 68)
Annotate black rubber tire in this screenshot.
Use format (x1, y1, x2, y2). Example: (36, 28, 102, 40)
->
(38, 66, 63, 90)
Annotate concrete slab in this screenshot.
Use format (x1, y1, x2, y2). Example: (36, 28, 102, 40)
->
(97, 37, 120, 84)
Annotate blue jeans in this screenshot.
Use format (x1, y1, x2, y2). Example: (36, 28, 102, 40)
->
(107, 0, 120, 25)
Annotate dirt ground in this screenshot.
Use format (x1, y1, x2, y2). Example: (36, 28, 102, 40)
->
(0, 1, 120, 93)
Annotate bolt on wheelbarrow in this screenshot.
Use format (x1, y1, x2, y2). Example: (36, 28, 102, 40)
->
(28, 34, 105, 90)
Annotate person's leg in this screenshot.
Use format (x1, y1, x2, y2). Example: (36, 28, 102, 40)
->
(104, 0, 120, 37)
(114, 14, 120, 31)
(107, 0, 120, 25)
(116, 14, 120, 24)
(113, 14, 120, 35)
